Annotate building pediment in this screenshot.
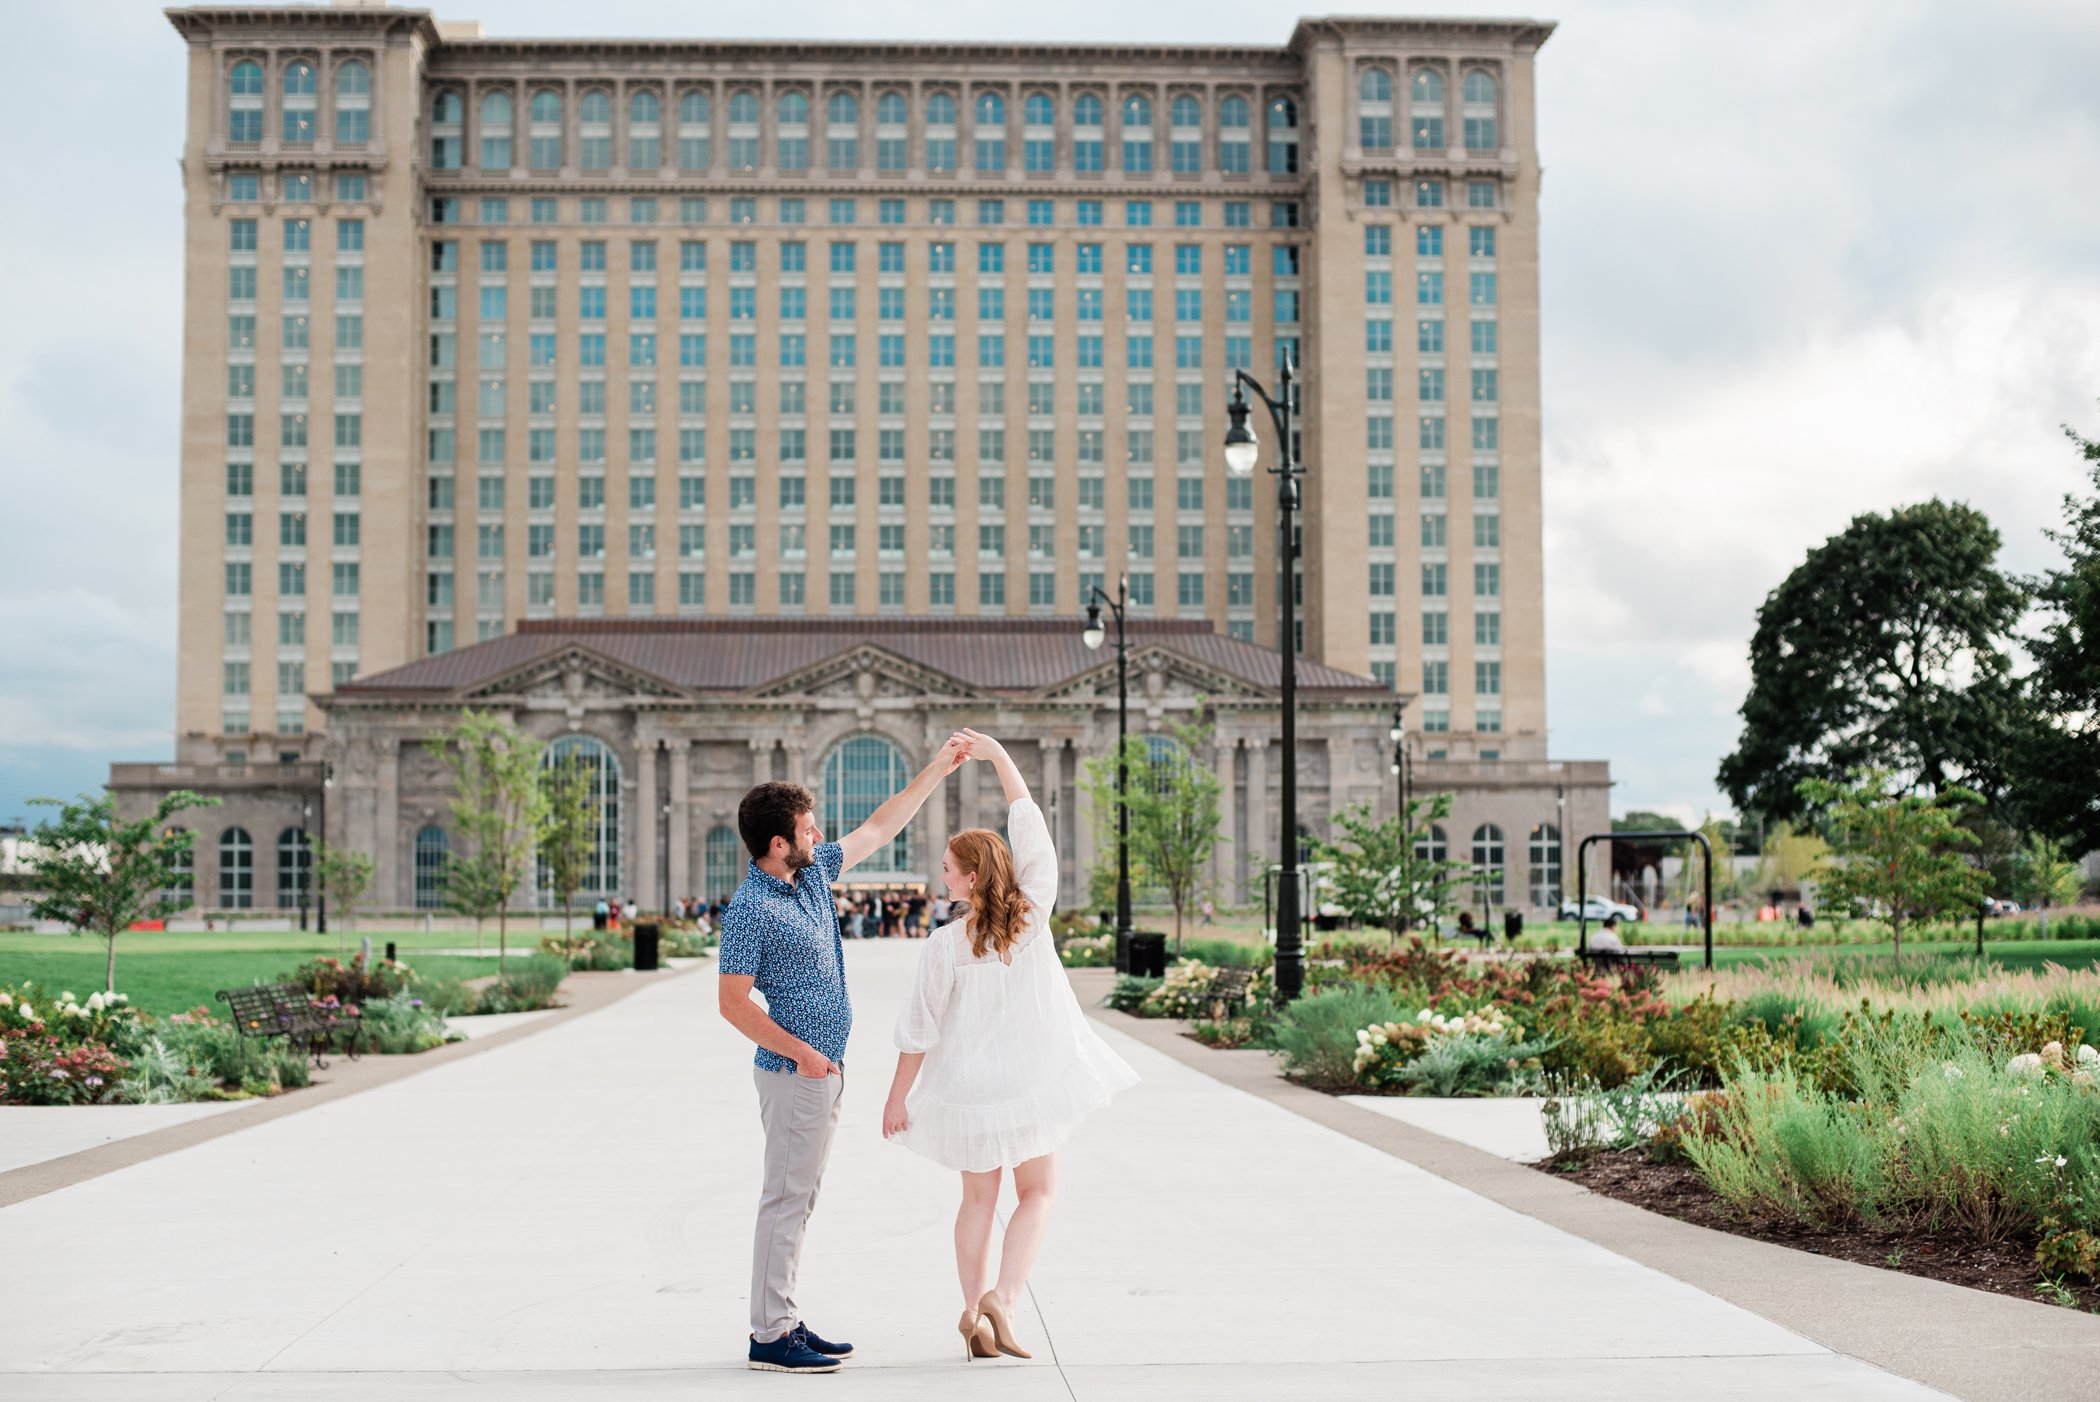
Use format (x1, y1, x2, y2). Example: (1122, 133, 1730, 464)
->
(460, 644, 692, 704)
(1036, 643, 1271, 704)
(747, 643, 982, 702)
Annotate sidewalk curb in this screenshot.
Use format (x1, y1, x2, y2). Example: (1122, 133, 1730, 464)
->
(1076, 973, 2100, 1402)
(0, 961, 705, 1210)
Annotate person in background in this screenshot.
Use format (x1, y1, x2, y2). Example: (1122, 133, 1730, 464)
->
(1591, 913, 1627, 953)
(594, 898, 610, 932)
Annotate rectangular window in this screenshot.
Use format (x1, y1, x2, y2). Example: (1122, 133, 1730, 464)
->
(1423, 611, 1448, 645)
(1422, 562, 1448, 597)
(1474, 562, 1501, 597)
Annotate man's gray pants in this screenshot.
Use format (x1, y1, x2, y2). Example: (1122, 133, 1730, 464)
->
(750, 1064, 845, 1342)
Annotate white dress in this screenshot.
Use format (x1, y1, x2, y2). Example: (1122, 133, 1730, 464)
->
(891, 798, 1140, 1172)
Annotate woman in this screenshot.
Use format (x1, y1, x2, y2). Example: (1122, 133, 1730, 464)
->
(882, 729, 1140, 1362)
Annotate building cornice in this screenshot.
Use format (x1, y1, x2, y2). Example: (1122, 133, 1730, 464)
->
(1288, 16, 1558, 55)
(429, 38, 1300, 69)
(164, 5, 443, 47)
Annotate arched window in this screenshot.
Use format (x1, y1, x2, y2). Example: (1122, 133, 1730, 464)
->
(1169, 94, 1202, 173)
(1529, 823, 1562, 907)
(1025, 92, 1055, 126)
(1121, 94, 1153, 173)
(629, 89, 662, 168)
(703, 825, 743, 904)
(676, 89, 708, 170)
(578, 89, 612, 169)
(823, 735, 911, 873)
(479, 90, 513, 170)
(1462, 70, 1499, 151)
(431, 89, 463, 169)
(875, 91, 907, 171)
(529, 90, 563, 168)
(727, 89, 760, 170)
(775, 90, 808, 171)
(1217, 94, 1250, 174)
(537, 736, 622, 905)
(1266, 96, 1299, 175)
(825, 91, 858, 170)
(282, 60, 317, 143)
(334, 61, 370, 143)
(1023, 92, 1055, 172)
(1414, 823, 1448, 864)
(218, 827, 254, 909)
(925, 91, 957, 171)
(974, 92, 1005, 172)
(414, 825, 448, 909)
(230, 60, 264, 143)
(1142, 733, 1190, 795)
(276, 826, 311, 910)
(1471, 823, 1506, 904)
(1411, 69, 1447, 150)
(163, 833, 195, 909)
(1072, 93, 1104, 173)
(1359, 67, 1394, 151)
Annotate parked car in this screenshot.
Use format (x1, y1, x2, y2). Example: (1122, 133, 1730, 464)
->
(1986, 898, 2023, 918)
(1559, 896, 1643, 922)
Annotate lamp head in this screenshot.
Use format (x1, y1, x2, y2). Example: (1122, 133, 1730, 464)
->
(1223, 388, 1258, 476)
(1082, 602, 1105, 650)
(1388, 726, 1404, 743)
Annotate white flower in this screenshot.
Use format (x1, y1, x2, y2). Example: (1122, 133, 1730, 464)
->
(17, 1004, 36, 1022)
(2009, 1053, 2045, 1078)
(0, 992, 12, 1007)
(2080, 1044, 2100, 1066)
(84, 992, 105, 1012)
(1942, 1063, 1965, 1079)
(59, 992, 75, 1004)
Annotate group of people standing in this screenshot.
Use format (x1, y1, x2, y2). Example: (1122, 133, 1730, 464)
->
(831, 890, 949, 940)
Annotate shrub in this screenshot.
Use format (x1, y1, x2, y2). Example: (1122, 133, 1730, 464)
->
(1058, 934, 1116, 968)
(1383, 1032, 1553, 1097)
(1542, 1066, 1689, 1158)
(286, 955, 414, 1005)
(356, 993, 458, 1054)
(1271, 983, 1409, 1092)
(471, 954, 568, 1013)
(1104, 976, 1161, 1013)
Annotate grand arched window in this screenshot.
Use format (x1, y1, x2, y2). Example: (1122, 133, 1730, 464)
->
(1462, 70, 1499, 151)
(774, 90, 808, 171)
(974, 92, 1005, 172)
(1359, 67, 1394, 150)
(1414, 823, 1448, 864)
(538, 736, 622, 904)
(703, 825, 743, 904)
(1120, 94, 1153, 173)
(1023, 92, 1055, 172)
(479, 90, 513, 170)
(1411, 69, 1447, 150)
(825, 91, 858, 170)
(676, 89, 709, 170)
(282, 60, 317, 143)
(276, 826, 312, 910)
(230, 61, 264, 143)
(414, 825, 449, 909)
(163, 834, 195, 909)
(1072, 93, 1104, 173)
(1529, 823, 1563, 907)
(1266, 96, 1299, 175)
(874, 91, 907, 171)
(430, 89, 463, 168)
(1170, 94, 1202, 172)
(924, 91, 957, 171)
(334, 61, 370, 143)
(529, 89, 563, 168)
(823, 735, 910, 872)
(1471, 823, 1506, 904)
(1217, 94, 1250, 173)
(727, 89, 760, 170)
(578, 89, 612, 169)
(629, 89, 662, 168)
(218, 827, 254, 909)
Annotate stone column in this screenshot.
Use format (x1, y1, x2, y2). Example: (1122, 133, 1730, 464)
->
(667, 739, 691, 905)
(1073, 734, 1097, 911)
(635, 740, 658, 911)
(959, 750, 981, 831)
(1246, 736, 1270, 911)
(1040, 739, 1064, 894)
(1211, 735, 1236, 906)
(375, 738, 401, 908)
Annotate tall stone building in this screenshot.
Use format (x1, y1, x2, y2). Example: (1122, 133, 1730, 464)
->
(128, 2, 1609, 915)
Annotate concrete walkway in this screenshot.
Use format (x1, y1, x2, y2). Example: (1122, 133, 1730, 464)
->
(0, 941, 1945, 1399)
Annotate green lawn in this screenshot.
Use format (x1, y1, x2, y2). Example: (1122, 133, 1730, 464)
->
(0, 927, 545, 1017)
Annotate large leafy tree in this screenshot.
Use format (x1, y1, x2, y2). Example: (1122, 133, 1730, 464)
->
(434, 711, 548, 971)
(26, 789, 219, 994)
(2017, 423, 2100, 855)
(1799, 771, 1989, 959)
(1719, 500, 2026, 825)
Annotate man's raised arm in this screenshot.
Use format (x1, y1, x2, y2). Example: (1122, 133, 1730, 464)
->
(837, 733, 968, 872)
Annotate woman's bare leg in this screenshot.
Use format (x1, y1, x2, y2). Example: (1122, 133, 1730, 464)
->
(992, 1153, 1059, 1310)
(956, 1167, 1002, 1308)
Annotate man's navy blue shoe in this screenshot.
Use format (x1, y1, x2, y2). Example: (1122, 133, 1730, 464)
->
(792, 1322, 854, 1360)
(747, 1331, 843, 1373)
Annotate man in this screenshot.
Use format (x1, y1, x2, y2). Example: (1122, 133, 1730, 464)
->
(717, 734, 969, 1374)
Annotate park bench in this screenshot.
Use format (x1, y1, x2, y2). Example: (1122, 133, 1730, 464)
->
(214, 982, 361, 1068)
(1201, 966, 1256, 1019)
(1581, 948, 1680, 971)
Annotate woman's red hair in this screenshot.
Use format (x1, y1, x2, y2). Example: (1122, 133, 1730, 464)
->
(947, 828, 1031, 959)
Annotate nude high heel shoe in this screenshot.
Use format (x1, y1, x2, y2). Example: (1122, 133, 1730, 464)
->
(976, 1290, 1032, 1359)
(957, 1308, 998, 1360)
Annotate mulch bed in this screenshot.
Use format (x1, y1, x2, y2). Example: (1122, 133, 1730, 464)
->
(1544, 1148, 2100, 1311)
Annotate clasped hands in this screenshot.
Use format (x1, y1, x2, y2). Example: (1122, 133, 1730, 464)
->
(935, 727, 1006, 776)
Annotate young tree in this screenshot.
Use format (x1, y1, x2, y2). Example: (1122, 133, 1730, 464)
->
(1313, 793, 1474, 941)
(537, 752, 598, 952)
(1720, 500, 2026, 825)
(2008, 833, 2085, 939)
(25, 789, 219, 994)
(434, 710, 548, 971)
(2018, 422, 2100, 856)
(441, 848, 506, 955)
(1081, 713, 1222, 956)
(314, 845, 375, 958)
(1798, 771, 1989, 959)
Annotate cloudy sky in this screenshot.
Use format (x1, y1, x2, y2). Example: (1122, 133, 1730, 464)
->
(2, 0, 2097, 829)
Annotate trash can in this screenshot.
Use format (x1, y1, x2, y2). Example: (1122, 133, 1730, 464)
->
(1128, 930, 1168, 979)
(1503, 912, 1524, 943)
(634, 921, 661, 971)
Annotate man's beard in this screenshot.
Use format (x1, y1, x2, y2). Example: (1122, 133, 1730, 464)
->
(784, 841, 816, 873)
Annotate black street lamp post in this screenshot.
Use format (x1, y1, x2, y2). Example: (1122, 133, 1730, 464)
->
(1223, 351, 1307, 1004)
(661, 797, 672, 917)
(1388, 698, 1411, 936)
(316, 761, 332, 936)
(1083, 575, 1134, 972)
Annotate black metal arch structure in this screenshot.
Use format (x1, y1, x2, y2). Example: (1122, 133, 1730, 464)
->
(1575, 829, 1714, 970)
